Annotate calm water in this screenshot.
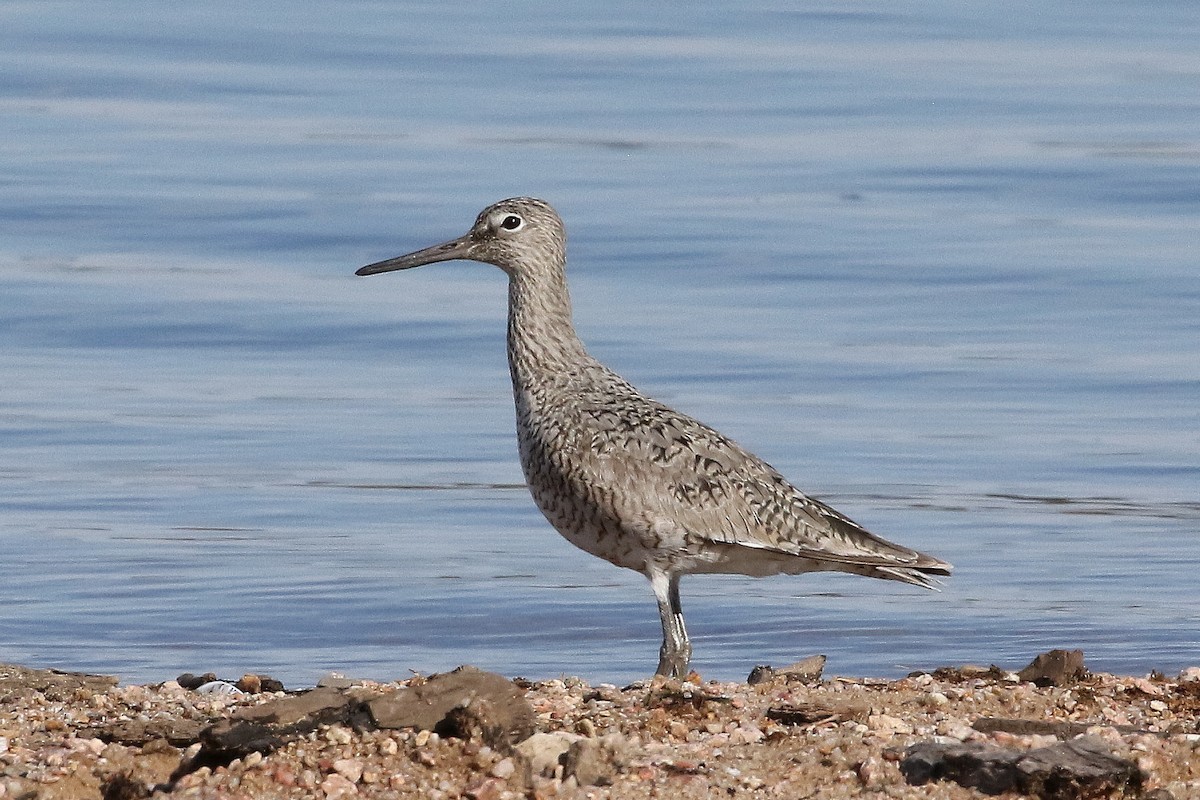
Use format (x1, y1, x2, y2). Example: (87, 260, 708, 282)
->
(2, 2, 1198, 686)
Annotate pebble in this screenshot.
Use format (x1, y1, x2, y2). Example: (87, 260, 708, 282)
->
(867, 714, 913, 736)
(729, 724, 765, 745)
(332, 758, 364, 783)
(464, 776, 504, 800)
(320, 773, 358, 798)
(936, 721, 976, 742)
(5, 659, 1200, 799)
(270, 765, 296, 786)
(236, 674, 262, 693)
(318, 672, 359, 689)
(194, 680, 243, 696)
(325, 726, 353, 745)
(515, 731, 582, 777)
(857, 756, 884, 788)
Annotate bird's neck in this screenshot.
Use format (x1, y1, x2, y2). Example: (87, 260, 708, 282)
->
(506, 267, 589, 383)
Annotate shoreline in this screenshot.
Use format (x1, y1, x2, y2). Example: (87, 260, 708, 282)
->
(2, 653, 1198, 799)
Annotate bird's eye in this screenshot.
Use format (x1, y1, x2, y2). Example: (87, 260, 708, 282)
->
(500, 214, 523, 231)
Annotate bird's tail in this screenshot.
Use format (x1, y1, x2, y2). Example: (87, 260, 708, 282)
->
(873, 555, 953, 590)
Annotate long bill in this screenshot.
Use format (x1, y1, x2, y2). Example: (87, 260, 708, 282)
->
(355, 234, 475, 276)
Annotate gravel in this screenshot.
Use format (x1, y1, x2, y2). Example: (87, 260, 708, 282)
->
(2, 660, 1198, 799)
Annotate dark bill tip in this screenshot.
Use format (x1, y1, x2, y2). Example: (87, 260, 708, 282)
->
(355, 260, 400, 276)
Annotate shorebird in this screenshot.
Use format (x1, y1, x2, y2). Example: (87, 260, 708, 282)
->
(356, 197, 952, 678)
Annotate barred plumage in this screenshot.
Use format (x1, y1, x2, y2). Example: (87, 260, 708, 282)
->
(357, 197, 952, 677)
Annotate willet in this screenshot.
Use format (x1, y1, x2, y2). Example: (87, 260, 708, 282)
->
(356, 197, 952, 678)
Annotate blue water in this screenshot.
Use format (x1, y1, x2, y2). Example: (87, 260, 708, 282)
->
(2, 2, 1197, 686)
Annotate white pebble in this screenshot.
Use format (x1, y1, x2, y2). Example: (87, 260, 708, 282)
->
(195, 681, 243, 696)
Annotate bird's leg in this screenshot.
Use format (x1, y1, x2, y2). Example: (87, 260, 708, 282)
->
(652, 572, 692, 678)
(667, 574, 692, 674)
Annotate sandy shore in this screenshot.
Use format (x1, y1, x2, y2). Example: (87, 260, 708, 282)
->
(1, 656, 1198, 799)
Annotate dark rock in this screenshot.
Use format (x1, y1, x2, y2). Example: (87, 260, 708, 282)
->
(258, 676, 286, 693)
(902, 736, 1142, 799)
(1017, 738, 1142, 798)
(766, 700, 869, 727)
(974, 717, 1158, 739)
(185, 687, 359, 773)
(101, 772, 150, 800)
(903, 740, 1017, 794)
(176, 673, 217, 690)
(233, 686, 349, 726)
(581, 685, 623, 704)
(780, 654, 826, 682)
(194, 720, 284, 767)
(973, 718, 1091, 738)
(0, 663, 118, 702)
(190, 666, 533, 772)
(748, 654, 825, 686)
(317, 672, 361, 689)
(766, 705, 828, 726)
(367, 666, 534, 746)
(437, 699, 512, 750)
(746, 665, 775, 685)
(179, 667, 531, 781)
(643, 683, 733, 713)
(178, 672, 282, 693)
(929, 664, 1010, 682)
(1018, 649, 1087, 687)
(89, 717, 205, 747)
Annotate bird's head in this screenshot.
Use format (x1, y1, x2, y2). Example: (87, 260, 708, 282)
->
(356, 197, 566, 279)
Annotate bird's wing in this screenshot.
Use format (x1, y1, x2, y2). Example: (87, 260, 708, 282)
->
(570, 380, 947, 574)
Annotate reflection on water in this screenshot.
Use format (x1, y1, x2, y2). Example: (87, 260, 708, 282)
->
(1, 1, 1198, 684)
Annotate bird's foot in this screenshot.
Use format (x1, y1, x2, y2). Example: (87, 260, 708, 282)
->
(656, 642, 693, 679)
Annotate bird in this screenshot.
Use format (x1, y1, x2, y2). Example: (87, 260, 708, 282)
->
(355, 197, 952, 678)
